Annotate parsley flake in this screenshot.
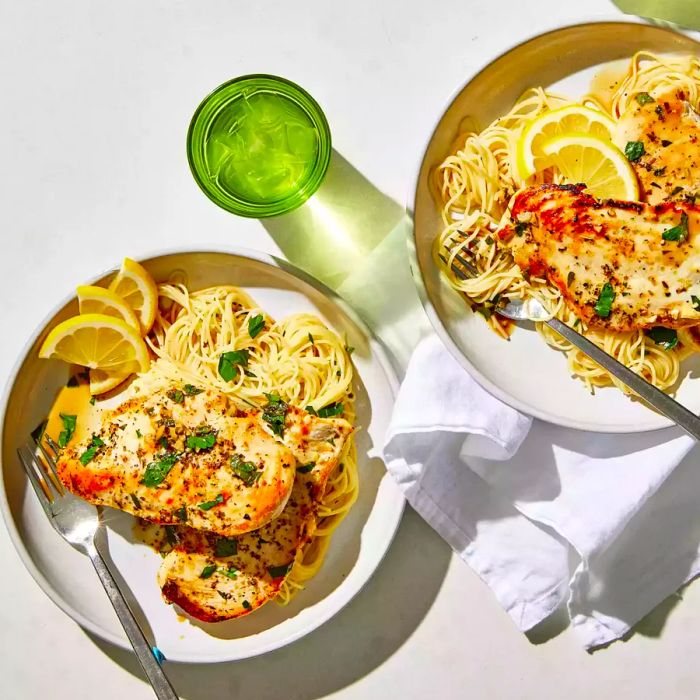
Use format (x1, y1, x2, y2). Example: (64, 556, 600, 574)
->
(594, 282, 615, 318)
(297, 463, 315, 474)
(231, 454, 261, 486)
(262, 393, 288, 437)
(183, 384, 203, 396)
(248, 314, 265, 339)
(199, 564, 217, 579)
(141, 453, 180, 487)
(197, 493, 224, 511)
(214, 537, 238, 557)
(186, 428, 216, 451)
(692, 295, 700, 312)
(662, 212, 689, 243)
(58, 414, 77, 448)
(267, 563, 292, 579)
(635, 92, 654, 105)
(218, 349, 250, 382)
(79, 434, 105, 465)
(624, 141, 645, 162)
(645, 327, 678, 350)
(167, 388, 184, 404)
(318, 402, 343, 418)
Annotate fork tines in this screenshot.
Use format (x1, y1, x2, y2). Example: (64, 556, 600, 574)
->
(17, 431, 65, 507)
(439, 249, 480, 281)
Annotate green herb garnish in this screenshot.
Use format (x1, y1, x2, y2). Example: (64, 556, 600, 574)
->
(308, 332, 315, 345)
(248, 314, 265, 339)
(158, 436, 169, 450)
(136, 429, 142, 438)
(167, 388, 184, 404)
(645, 327, 678, 350)
(183, 384, 203, 396)
(297, 463, 315, 474)
(175, 505, 187, 522)
(129, 493, 141, 510)
(662, 212, 689, 242)
(141, 452, 180, 487)
(514, 221, 529, 236)
(197, 493, 224, 511)
(89, 396, 96, 406)
(186, 429, 216, 451)
(653, 167, 666, 177)
(305, 405, 318, 416)
(79, 435, 105, 465)
(58, 414, 77, 448)
(214, 538, 238, 557)
(262, 393, 288, 437)
(318, 402, 343, 418)
(635, 92, 654, 105)
(594, 282, 615, 318)
(624, 141, 645, 162)
(231, 454, 261, 486)
(220, 567, 238, 579)
(217, 349, 250, 382)
(200, 564, 217, 579)
(692, 295, 700, 312)
(242, 600, 252, 610)
(267, 563, 292, 579)
(164, 525, 179, 547)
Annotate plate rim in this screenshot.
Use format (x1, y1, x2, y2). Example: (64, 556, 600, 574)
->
(407, 15, 700, 435)
(0, 244, 405, 663)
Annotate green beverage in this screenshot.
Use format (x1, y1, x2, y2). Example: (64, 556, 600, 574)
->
(187, 75, 331, 217)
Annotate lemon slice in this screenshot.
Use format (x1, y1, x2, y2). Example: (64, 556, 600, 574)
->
(516, 105, 617, 180)
(108, 258, 158, 335)
(77, 285, 140, 330)
(39, 313, 150, 381)
(540, 133, 639, 200)
(88, 368, 132, 395)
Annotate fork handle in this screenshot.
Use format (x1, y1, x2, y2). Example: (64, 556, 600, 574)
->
(87, 546, 179, 700)
(547, 317, 700, 440)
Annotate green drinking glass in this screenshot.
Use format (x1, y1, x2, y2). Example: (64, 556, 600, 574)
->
(187, 75, 332, 218)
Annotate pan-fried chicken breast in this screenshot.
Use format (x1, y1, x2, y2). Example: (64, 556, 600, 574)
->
(501, 184, 700, 331)
(57, 381, 352, 538)
(156, 411, 350, 622)
(614, 90, 700, 205)
(57, 385, 297, 536)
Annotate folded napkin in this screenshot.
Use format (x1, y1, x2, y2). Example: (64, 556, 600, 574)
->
(383, 334, 700, 648)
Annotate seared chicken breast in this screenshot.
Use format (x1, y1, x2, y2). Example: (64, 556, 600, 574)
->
(502, 184, 700, 331)
(614, 90, 700, 205)
(157, 412, 349, 622)
(57, 382, 352, 538)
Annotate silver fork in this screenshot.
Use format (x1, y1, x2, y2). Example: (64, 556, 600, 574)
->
(17, 435, 179, 700)
(446, 250, 700, 441)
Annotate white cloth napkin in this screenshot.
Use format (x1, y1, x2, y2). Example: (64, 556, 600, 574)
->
(383, 334, 700, 648)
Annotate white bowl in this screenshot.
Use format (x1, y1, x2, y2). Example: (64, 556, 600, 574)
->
(410, 19, 700, 433)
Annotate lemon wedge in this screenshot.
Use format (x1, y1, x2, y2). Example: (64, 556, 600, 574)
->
(39, 313, 150, 394)
(540, 133, 639, 200)
(516, 105, 617, 181)
(77, 285, 140, 330)
(108, 258, 158, 335)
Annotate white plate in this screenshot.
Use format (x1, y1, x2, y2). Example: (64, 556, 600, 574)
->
(410, 20, 700, 433)
(0, 247, 404, 663)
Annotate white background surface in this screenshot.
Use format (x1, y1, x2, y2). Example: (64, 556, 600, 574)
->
(2, 1, 700, 698)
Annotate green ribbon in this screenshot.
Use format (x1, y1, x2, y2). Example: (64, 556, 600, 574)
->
(613, 0, 700, 31)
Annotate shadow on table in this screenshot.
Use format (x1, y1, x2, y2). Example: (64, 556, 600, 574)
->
(86, 507, 451, 700)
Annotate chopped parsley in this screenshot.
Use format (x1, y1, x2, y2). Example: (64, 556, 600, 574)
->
(197, 493, 224, 510)
(267, 563, 292, 579)
(220, 567, 238, 579)
(344, 344, 355, 355)
(484, 235, 495, 245)
(692, 295, 700, 312)
(217, 590, 231, 600)
(671, 185, 685, 196)
(635, 92, 655, 105)
(183, 383, 203, 396)
(158, 436, 169, 450)
(136, 429, 142, 438)
(242, 600, 252, 610)
(262, 393, 288, 437)
(305, 405, 318, 416)
(318, 402, 343, 418)
(58, 414, 77, 448)
(653, 167, 667, 177)
(141, 452, 180, 487)
(199, 564, 217, 579)
(308, 332, 315, 345)
(624, 141, 645, 162)
(594, 282, 615, 318)
(164, 525, 179, 547)
(646, 327, 678, 350)
(230, 454, 261, 486)
(129, 493, 141, 510)
(89, 396, 96, 406)
(217, 349, 250, 382)
(214, 537, 238, 557)
(185, 427, 216, 451)
(297, 463, 315, 474)
(514, 221, 529, 236)
(662, 212, 689, 243)
(166, 388, 184, 404)
(175, 505, 187, 522)
(248, 314, 265, 339)
(79, 435, 105, 465)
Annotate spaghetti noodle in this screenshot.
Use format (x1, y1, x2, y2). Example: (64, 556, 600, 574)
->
(434, 52, 700, 392)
